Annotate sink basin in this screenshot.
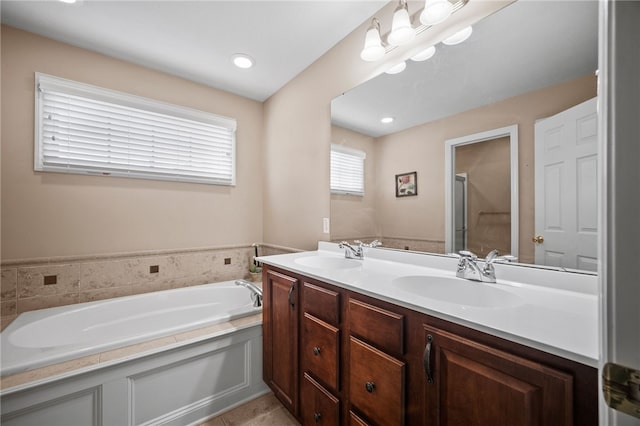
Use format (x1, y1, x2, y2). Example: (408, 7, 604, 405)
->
(392, 275, 523, 308)
(294, 256, 361, 270)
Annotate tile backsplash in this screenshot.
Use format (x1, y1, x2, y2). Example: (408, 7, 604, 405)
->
(1, 243, 296, 330)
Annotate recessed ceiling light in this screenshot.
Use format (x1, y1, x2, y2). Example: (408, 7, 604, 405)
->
(442, 26, 473, 46)
(385, 61, 407, 75)
(58, 0, 77, 3)
(381, 117, 395, 124)
(232, 54, 254, 69)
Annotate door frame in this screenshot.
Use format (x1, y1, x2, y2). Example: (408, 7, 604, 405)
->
(598, 0, 640, 424)
(444, 125, 519, 257)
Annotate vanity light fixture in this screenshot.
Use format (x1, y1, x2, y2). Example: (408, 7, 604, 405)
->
(381, 117, 395, 124)
(360, 18, 386, 62)
(387, 0, 416, 46)
(359, 0, 467, 63)
(231, 53, 254, 69)
(410, 45, 436, 61)
(420, 0, 453, 26)
(385, 61, 407, 75)
(442, 26, 473, 45)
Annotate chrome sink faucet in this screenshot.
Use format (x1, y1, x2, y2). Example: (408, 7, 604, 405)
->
(235, 279, 263, 307)
(454, 250, 500, 283)
(338, 240, 382, 259)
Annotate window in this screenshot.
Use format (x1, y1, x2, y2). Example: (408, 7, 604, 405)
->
(330, 144, 365, 196)
(35, 73, 236, 185)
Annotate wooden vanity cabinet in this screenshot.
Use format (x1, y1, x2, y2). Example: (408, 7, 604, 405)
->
(262, 269, 300, 416)
(261, 265, 597, 426)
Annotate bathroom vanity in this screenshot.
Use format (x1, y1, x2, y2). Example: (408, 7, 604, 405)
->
(259, 243, 598, 425)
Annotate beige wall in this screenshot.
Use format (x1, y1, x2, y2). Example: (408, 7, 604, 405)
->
(262, 1, 509, 251)
(375, 74, 596, 263)
(1, 26, 264, 260)
(330, 126, 377, 241)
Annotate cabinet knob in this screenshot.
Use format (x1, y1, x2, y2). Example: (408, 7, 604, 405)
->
(314, 412, 322, 423)
(365, 381, 376, 393)
(313, 346, 321, 356)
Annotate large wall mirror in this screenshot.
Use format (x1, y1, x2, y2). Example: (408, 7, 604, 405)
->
(330, 0, 598, 272)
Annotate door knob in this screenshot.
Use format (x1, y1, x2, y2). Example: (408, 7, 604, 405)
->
(532, 235, 544, 244)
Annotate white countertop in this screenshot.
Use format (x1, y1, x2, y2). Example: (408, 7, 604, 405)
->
(257, 242, 599, 367)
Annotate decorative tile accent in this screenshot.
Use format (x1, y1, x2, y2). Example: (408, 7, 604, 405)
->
(17, 264, 80, 298)
(1, 268, 18, 300)
(2, 245, 267, 318)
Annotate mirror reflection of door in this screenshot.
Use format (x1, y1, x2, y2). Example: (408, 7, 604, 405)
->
(454, 174, 467, 252)
(534, 98, 598, 271)
(455, 137, 511, 257)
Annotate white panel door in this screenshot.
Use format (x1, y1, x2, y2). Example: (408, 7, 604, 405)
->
(534, 97, 598, 271)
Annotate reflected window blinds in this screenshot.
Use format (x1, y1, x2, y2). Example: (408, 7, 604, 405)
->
(330, 144, 365, 196)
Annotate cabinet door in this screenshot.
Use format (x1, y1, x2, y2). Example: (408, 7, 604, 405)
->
(423, 325, 573, 426)
(301, 373, 340, 426)
(263, 269, 299, 416)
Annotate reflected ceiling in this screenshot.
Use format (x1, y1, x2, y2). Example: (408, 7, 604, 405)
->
(331, 1, 598, 137)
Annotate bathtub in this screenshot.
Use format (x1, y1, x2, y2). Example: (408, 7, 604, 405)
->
(1, 280, 262, 376)
(1, 280, 268, 426)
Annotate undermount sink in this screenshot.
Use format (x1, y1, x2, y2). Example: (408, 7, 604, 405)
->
(294, 256, 361, 270)
(392, 275, 524, 308)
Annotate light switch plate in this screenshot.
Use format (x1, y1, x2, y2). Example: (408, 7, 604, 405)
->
(323, 217, 330, 234)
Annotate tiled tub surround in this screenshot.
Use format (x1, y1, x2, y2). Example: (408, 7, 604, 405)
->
(0, 244, 296, 330)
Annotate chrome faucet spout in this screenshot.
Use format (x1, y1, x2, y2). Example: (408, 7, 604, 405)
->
(339, 241, 364, 259)
(235, 279, 263, 307)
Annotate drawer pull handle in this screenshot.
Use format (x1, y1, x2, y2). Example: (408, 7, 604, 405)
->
(365, 381, 376, 393)
(314, 412, 322, 422)
(424, 334, 434, 384)
(288, 284, 295, 308)
(313, 346, 321, 356)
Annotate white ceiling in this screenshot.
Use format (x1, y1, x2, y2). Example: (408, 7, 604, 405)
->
(331, 1, 599, 137)
(1, 0, 388, 102)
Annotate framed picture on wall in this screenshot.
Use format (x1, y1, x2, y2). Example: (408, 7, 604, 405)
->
(395, 171, 417, 197)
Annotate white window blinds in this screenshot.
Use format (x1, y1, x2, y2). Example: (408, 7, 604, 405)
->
(330, 144, 366, 196)
(35, 73, 236, 185)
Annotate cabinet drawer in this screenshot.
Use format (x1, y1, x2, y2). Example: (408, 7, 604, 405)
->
(302, 313, 340, 392)
(301, 373, 340, 426)
(303, 282, 340, 325)
(349, 298, 404, 355)
(349, 337, 405, 425)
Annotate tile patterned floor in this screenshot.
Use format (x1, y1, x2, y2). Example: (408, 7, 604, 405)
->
(198, 393, 300, 426)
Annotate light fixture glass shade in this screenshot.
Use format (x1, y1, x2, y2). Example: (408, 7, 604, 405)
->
(385, 61, 407, 75)
(387, 1, 415, 46)
(360, 19, 385, 62)
(410, 45, 436, 61)
(419, 0, 453, 26)
(442, 26, 473, 45)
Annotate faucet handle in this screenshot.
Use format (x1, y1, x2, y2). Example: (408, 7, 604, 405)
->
(368, 240, 382, 247)
(459, 250, 478, 261)
(484, 250, 500, 264)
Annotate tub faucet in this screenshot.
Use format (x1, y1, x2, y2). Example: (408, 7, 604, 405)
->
(235, 279, 263, 307)
(453, 250, 500, 283)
